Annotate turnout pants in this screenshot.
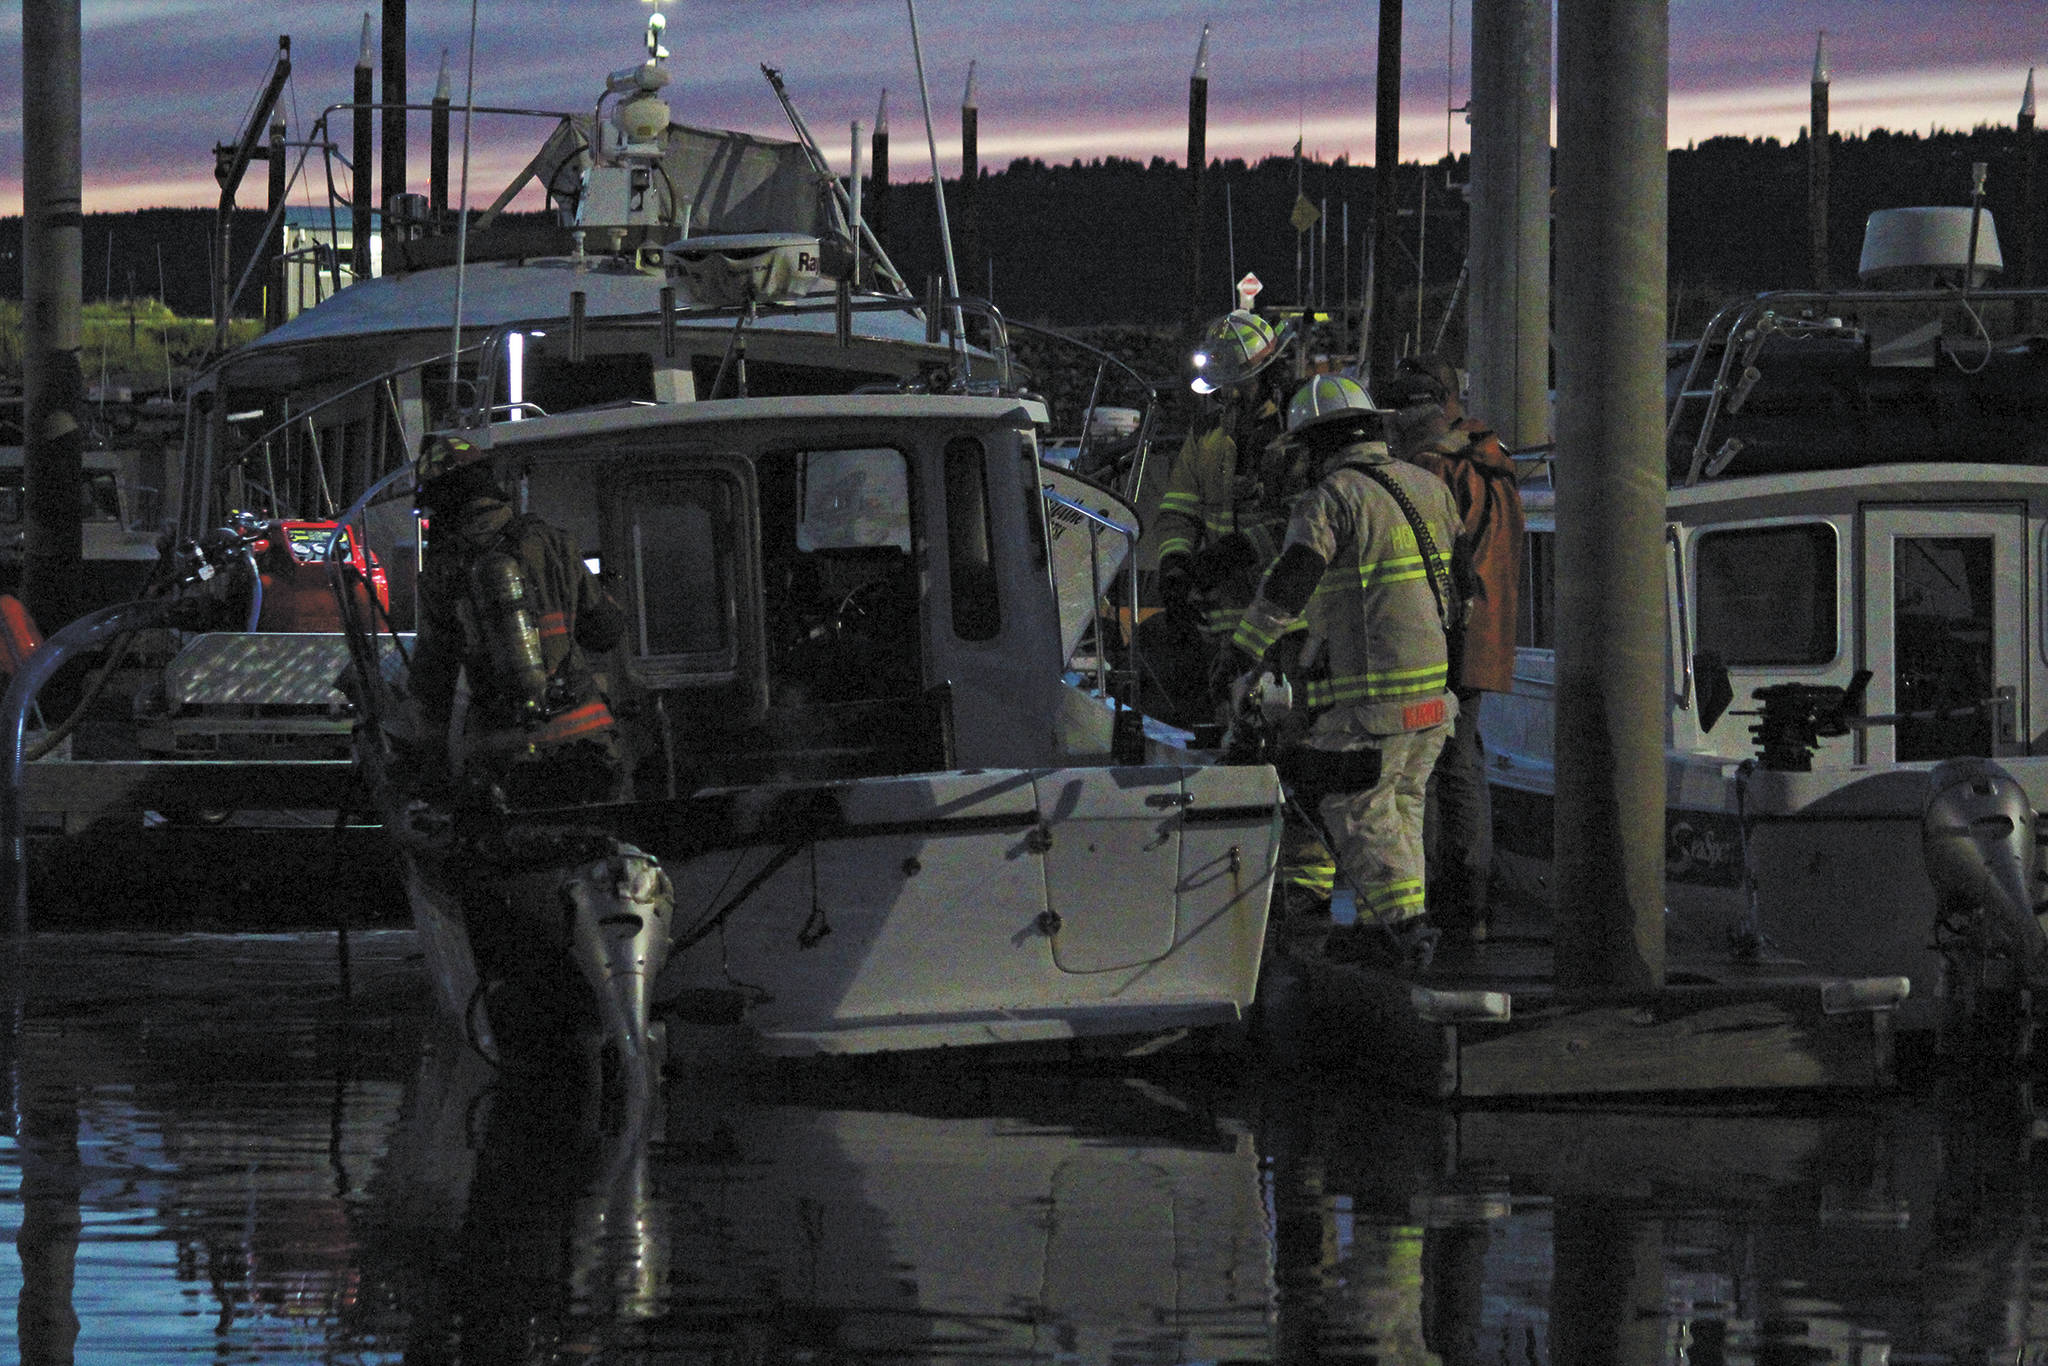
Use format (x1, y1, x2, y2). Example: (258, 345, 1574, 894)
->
(1315, 720, 1452, 927)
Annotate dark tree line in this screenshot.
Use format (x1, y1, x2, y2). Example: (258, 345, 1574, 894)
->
(2, 121, 2037, 349)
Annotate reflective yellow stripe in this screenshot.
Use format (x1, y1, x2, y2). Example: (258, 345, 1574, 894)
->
(1233, 617, 1284, 656)
(1302, 663, 1448, 708)
(1310, 547, 1451, 601)
(1283, 863, 1336, 893)
(1229, 616, 1306, 652)
(1361, 879, 1425, 916)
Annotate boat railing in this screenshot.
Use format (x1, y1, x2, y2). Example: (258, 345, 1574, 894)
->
(203, 339, 495, 527)
(1670, 284, 2048, 486)
(206, 289, 1163, 532)
(996, 315, 1168, 503)
(1041, 484, 1141, 706)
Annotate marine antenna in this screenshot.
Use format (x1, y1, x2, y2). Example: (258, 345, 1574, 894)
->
(905, 0, 968, 375)
(446, 0, 483, 408)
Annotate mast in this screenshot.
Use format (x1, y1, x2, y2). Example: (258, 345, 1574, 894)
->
(1809, 31, 1830, 288)
(380, 0, 407, 262)
(1370, 0, 1403, 378)
(2020, 69, 2037, 321)
(20, 0, 84, 642)
(430, 51, 451, 223)
(871, 90, 890, 237)
(352, 15, 374, 282)
(1187, 24, 1210, 326)
(960, 61, 979, 299)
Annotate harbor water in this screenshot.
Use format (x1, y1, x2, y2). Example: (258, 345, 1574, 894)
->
(3, 929, 2046, 1363)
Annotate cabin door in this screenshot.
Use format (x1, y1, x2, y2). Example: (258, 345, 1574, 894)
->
(1859, 504, 2026, 764)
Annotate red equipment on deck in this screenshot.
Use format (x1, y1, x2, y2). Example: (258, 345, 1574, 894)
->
(251, 521, 390, 632)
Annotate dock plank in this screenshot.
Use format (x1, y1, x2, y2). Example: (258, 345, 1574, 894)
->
(1269, 943, 1900, 1099)
(1455, 987, 1895, 1097)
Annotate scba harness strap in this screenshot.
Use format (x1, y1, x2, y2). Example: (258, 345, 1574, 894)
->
(1337, 460, 1461, 639)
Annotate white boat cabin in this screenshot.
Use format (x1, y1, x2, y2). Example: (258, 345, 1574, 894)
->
(1484, 273, 2048, 1027)
(433, 393, 1145, 788)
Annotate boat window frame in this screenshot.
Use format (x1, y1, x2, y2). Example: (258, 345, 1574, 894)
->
(1668, 524, 1689, 709)
(1516, 526, 1557, 653)
(597, 450, 760, 692)
(943, 435, 1002, 642)
(1690, 517, 1842, 670)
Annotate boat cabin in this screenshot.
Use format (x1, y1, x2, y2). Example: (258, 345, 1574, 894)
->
(428, 393, 1137, 793)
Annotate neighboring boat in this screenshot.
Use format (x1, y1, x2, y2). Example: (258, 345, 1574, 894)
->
(1484, 203, 2048, 1042)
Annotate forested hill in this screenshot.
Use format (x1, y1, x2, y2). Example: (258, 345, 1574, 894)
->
(0, 122, 2034, 334)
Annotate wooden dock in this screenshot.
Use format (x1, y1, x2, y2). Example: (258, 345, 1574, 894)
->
(1260, 900, 1905, 1099)
(7, 758, 1908, 1094)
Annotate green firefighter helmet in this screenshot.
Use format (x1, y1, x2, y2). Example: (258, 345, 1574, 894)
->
(413, 432, 504, 515)
(1188, 310, 1284, 395)
(1285, 372, 1390, 437)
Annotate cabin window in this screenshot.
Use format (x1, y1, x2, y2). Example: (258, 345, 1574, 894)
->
(523, 353, 656, 416)
(758, 447, 922, 704)
(687, 357, 897, 400)
(623, 474, 739, 673)
(795, 448, 911, 551)
(1694, 522, 1837, 666)
(943, 437, 1001, 641)
(1895, 535, 1995, 761)
(1517, 529, 1556, 649)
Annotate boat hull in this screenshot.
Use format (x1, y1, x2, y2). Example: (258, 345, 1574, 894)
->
(1490, 756, 2048, 1034)
(641, 762, 1282, 1059)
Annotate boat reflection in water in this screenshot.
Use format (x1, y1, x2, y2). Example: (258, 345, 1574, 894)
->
(6, 932, 2048, 1361)
(362, 1036, 1280, 1360)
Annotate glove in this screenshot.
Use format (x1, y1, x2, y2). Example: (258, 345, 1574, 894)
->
(1208, 642, 1261, 709)
(1157, 556, 1197, 624)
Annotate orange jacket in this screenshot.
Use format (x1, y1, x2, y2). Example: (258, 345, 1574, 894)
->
(1400, 418, 1524, 694)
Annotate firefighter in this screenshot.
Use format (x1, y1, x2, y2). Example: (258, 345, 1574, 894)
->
(1145, 310, 1338, 912)
(407, 434, 627, 810)
(1386, 354, 1524, 945)
(1213, 373, 1466, 974)
(1152, 310, 1297, 668)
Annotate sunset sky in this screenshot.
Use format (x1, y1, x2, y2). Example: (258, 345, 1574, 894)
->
(0, 0, 2040, 217)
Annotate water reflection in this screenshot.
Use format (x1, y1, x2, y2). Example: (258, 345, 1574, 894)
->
(4, 932, 2048, 1362)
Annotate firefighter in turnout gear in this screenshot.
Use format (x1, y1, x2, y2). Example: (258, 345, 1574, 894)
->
(1213, 373, 1467, 975)
(408, 435, 628, 810)
(1152, 311, 1301, 663)
(1147, 311, 1336, 906)
(1386, 354, 1524, 945)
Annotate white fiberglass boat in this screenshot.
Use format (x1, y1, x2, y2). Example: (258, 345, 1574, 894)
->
(1485, 204, 2048, 1042)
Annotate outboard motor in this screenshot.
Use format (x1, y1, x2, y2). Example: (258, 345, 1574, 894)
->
(562, 842, 676, 1111)
(1920, 757, 2048, 1054)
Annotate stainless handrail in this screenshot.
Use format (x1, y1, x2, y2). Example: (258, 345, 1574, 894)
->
(1041, 485, 1139, 703)
(1672, 284, 2048, 486)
